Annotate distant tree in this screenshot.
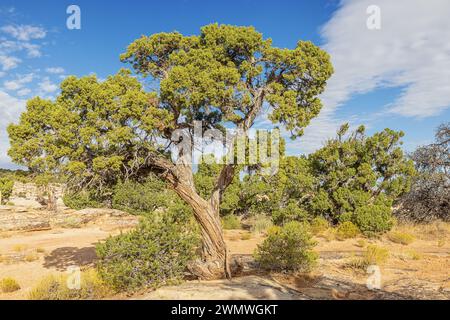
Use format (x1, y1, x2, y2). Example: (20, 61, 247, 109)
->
(398, 122, 449, 222)
(8, 24, 333, 279)
(0, 177, 14, 204)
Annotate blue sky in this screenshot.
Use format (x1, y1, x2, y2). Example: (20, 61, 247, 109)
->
(0, 0, 449, 168)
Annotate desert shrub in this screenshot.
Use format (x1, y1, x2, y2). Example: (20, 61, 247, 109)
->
(272, 201, 308, 225)
(249, 214, 273, 235)
(353, 204, 393, 235)
(240, 232, 252, 240)
(112, 176, 176, 214)
(63, 190, 103, 210)
(221, 215, 241, 230)
(28, 269, 110, 300)
(12, 244, 27, 252)
(254, 221, 317, 272)
(96, 212, 199, 291)
(364, 245, 389, 265)
(58, 216, 83, 229)
(0, 177, 14, 204)
(310, 216, 329, 235)
(24, 252, 39, 262)
(0, 277, 20, 293)
(336, 221, 360, 240)
(346, 245, 389, 270)
(387, 231, 415, 245)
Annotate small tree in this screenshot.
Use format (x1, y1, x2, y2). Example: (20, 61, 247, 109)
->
(8, 24, 333, 279)
(398, 122, 449, 222)
(0, 177, 14, 204)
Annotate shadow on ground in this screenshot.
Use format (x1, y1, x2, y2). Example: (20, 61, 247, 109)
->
(43, 246, 97, 271)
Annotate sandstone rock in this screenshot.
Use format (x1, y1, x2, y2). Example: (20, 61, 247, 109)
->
(0, 209, 51, 231)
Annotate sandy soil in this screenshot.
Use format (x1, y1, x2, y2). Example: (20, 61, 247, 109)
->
(1, 223, 449, 300)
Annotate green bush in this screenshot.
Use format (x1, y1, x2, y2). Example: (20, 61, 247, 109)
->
(0, 277, 20, 293)
(96, 212, 199, 291)
(336, 221, 360, 240)
(63, 190, 103, 210)
(310, 216, 329, 235)
(112, 177, 175, 214)
(0, 177, 14, 204)
(272, 201, 308, 225)
(353, 204, 393, 234)
(28, 269, 110, 300)
(254, 221, 317, 272)
(221, 215, 241, 230)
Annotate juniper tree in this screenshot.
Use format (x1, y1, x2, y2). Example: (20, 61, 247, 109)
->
(8, 24, 333, 279)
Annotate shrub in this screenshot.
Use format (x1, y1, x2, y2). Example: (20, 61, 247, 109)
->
(240, 232, 252, 240)
(272, 201, 308, 225)
(28, 269, 110, 300)
(336, 221, 360, 240)
(364, 245, 389, 265)
(24, 252, 39, 262)
(387, 231, 415, 245)
(96, 213, 199, 291)
(353, 204, 393, 234)
(12, 244, 27, 252)
(0, 277, 20, 293)
(249, 214, 273, 235)
(222, 215, 241, 230)
(346, 245, 389, 270)
(112, 177, 175, 214)
(0, 177, 14, 204)
(254, 221, 318, 272)
(310, 216, 329, 235)
(57, 216, 84, 229)
(63, 191, 103, 210)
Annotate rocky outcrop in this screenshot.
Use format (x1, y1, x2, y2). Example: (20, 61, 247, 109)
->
(0, 206, 51, 231)
(0, 207, 138, 232)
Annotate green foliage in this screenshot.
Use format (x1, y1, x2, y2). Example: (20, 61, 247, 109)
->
(336, 221, 360, 240)
(112, 175, 174, 214)
(28, 269, 110, 300)
(96, 212, 199, 291)
(254, 221, 317, 272)
(0, 177, 14, 204)
(0, 277, 20, 293)
(273, 200, 308, 225)
(9, 24, 332, 201)
(63, 190, 103, 210)
(352, 203, 393, 235)
(221, 214, 241, 230)
(310, 216, 329, 235)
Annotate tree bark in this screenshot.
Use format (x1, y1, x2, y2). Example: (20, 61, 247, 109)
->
(172, 181, 233, 280)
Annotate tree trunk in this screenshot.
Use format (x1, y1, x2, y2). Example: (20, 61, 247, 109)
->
(173, 182, 233, 280)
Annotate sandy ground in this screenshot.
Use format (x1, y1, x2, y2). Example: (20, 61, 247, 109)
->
(0, 223, 449, 300)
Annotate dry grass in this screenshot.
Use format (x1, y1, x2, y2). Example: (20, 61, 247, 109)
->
(28, 269, 111, 300)
(12, 244, 28, 252)
(0, 277, 21, 293)
(345, 245, 390, 270)
(387, 231, 415, 245)
(24, 252, 39, 262)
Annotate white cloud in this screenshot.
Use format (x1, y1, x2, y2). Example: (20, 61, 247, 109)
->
(3, 73, 34, 91)
(1, 24, 46, 41)
(46, 67, 65, 74)
(0, 54, 21, 70)
(0, 90, 26, 167)
(294, 0, 450, 154)
(39, 77, 58, 93)
(16, 88, 31, 96)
